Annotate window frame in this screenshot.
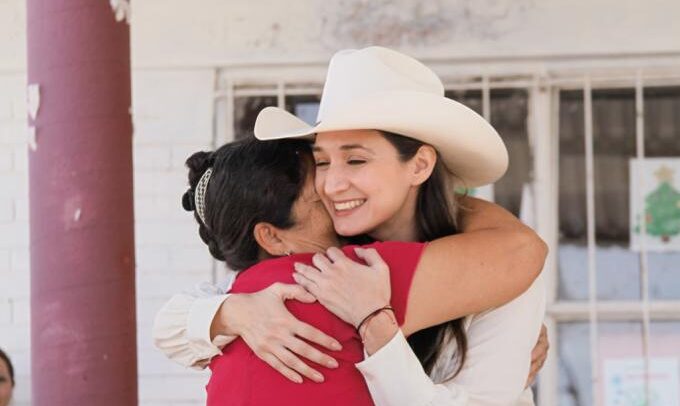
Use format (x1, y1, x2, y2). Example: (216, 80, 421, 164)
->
(213, 61, 680, 406)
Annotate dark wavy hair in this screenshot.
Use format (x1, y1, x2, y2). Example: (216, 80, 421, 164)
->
(182, 137, 312, 271)
(0, 347, 14, 387)
(380, 131, 468, 380)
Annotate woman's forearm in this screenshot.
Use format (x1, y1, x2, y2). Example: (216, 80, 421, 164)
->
(360, 310, 400, 356)
(403, 202, 547, 335)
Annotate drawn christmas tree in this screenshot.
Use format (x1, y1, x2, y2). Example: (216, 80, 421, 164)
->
(639, 165, 680, 243)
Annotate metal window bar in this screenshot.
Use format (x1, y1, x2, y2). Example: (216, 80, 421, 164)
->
(634, 70, 652, 404)
(583, 75, 600, 405)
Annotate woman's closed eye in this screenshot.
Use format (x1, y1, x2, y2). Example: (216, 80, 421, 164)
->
(347, 158, 367, 165)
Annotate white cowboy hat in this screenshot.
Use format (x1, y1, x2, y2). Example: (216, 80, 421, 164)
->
(254, 46, 508, 188)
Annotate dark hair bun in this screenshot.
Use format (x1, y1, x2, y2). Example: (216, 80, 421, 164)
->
(182, 189, 195, 211)
(186, 151, 214, 188)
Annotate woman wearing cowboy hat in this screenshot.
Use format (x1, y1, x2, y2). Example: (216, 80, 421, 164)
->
(154, 46, 547, 405)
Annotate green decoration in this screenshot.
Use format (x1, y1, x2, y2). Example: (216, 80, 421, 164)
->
(641, 165, 680, 243)
(455, 186, 476, 196)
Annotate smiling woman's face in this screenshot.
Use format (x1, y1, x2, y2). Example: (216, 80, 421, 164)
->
(312, 130, 419, 240)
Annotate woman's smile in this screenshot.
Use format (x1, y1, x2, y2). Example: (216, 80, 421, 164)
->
(332, 198, 367, 215)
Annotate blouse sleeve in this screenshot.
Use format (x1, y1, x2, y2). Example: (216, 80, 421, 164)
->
(355, 275, 546, 406)
(356, 330, 469, 406)
(447, 276, 546, 404)
(152, 275, 239, 369)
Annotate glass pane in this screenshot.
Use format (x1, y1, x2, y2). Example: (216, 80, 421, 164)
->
(558, 321, 680, 406)
(489, 89, 530, 217)
(285, 95, 320, 125)
(643, 87, 680, 300)
(234, 96, 277, 139)
(558, 86, 680, 300)
(445, 89, 531, 218)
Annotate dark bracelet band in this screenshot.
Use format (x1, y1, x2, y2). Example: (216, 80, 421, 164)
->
(355, 305, 394, 333)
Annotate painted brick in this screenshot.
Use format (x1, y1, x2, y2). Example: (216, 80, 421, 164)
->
(10, 297, 29, 325)
(137, 340, 196, 373)
(131, 70, 214, 144)
(12, 145, 27, 172)
(0, 198, 13, 223)
(135, 246, 171, 271)
(135, 220, 197, 246)
(0, 269, 29, 298)
(0, 121, 29, 146)
(14, 197, 27, 220)
(0, 173, 27, 198)
(167, 246, 214, 274)
(170, 143, 212, 169)
(0, 222, 28, 246)
(0, 249, 10, 271)
(134, 145, 172, 170)
(134, 196, 188, 222)
(134, 170, 188, 198)
(136, 271, 209, 297)
(0, 299, 11, 324)
(10, 248, 29, 271)
(0, 148, 12, 171)
(0, 323, 31, 351)
(137, 296, 177, 324)
(0, 75, 24, 120)
(138, 374, 209, 403)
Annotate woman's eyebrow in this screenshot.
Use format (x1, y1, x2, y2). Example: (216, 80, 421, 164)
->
(312, 144, 374, 154)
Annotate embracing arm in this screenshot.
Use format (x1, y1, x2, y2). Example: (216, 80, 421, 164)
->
(356, 277, 546, 406)
(152, 278, 343, 382)
(152, 281, 235, 369)
(402, 195, 547, 335)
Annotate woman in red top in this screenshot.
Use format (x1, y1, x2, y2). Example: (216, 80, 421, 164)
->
(182, 137, 543, 405)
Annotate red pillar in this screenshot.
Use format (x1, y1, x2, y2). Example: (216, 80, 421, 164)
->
(27, 1, 137, 405)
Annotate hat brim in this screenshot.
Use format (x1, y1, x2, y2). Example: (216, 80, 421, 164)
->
(254, 91, 508, 188)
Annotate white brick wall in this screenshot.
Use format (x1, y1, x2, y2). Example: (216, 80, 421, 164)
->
(0, 48, 31, 405)
(133, 68, 217, 406)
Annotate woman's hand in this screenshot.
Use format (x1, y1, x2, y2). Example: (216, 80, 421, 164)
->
(292, 247, 391, 327)
(215, 283, 343, 384)
(526, 324, 549, 387)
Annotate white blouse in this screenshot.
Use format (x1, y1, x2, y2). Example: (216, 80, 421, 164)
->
(152, 272, 545, 406)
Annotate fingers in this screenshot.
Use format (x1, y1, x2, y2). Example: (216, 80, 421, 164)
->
(325, 246, 348, 263)
(276, 347, 326, 383)
(286, 335, 340, 369)
(273, 282, 317, 303)
(260, 352, 304, 384)
(294, 320, 343, 352)
(293, 263, 323, 293)
(354, 247, 388, 271)
(312, 252, 334, 272)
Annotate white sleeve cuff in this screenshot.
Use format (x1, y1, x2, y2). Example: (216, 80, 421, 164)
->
(153, 292, 236, 370)
(187, 293, 237, 351)
(356, 330, 438, 406)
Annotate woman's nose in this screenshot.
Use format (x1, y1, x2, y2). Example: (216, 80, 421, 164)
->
(322, 164, 350, 197)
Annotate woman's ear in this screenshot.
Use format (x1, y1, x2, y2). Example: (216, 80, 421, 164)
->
(410, 145, 437, 186)
(253, 222, 289, 257)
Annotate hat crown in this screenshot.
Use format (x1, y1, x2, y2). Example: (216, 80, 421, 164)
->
(316, 47, 445, 123)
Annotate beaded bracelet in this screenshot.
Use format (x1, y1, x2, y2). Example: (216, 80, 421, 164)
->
(355, 305, 394, 333)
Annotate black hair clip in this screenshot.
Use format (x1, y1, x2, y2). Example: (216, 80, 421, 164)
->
(182, 189, 196, 211)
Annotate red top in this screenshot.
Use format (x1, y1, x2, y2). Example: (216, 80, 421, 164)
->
(206, 241, 426, 406)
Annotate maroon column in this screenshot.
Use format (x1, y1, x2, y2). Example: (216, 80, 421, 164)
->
(27, 1, 137, 405)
